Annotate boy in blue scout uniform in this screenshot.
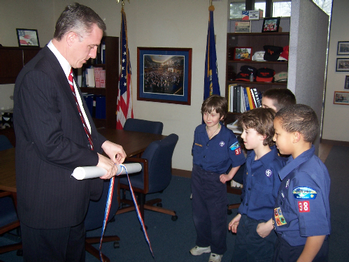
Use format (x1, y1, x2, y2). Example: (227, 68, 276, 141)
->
(261, 88, 296, 112)
(190, 95, 245, 262)
(272, 104, 331, 262)
(228, 108, 286, 262)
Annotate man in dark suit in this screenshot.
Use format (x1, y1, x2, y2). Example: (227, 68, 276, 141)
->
(13, 3, 126, 261)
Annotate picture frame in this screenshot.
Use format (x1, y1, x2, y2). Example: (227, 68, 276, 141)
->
(234, 21, 251, 33)
(16, 28, 40, 47)
(137, 47, 192, 105)
(337, 41, 349, 55)
(334, 91, 349, 105)
(336, 58, 349, 72)
(345, 76, 349, 89)
(262, 17, 280, 32)
(233, 47, 252, 61)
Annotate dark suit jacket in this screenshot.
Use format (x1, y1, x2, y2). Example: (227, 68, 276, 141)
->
(13, 46, 105, 229)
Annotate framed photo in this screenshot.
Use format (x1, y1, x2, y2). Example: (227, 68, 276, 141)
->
(336, 58, 349, 72)
(16, 28, 40, 47)
(337, 41, 349, 55)
(334, 91, 349, 105)
(234, 21, 251, 33)
(345, 76, 349, 89)
(233, 47, 252, 61)
(137, 47, 192, 105)
(262, 17, 280, 32)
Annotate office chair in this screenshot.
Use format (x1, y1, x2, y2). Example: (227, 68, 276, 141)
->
(0, 136, 22, 255)
(123, 118, 163, 135)
(116, 134, 179, 222)
(85, 180, 120, 262)
(226, 163, 244, 215)
(0, 192, 22, 255)
(0, 135, 13, 151)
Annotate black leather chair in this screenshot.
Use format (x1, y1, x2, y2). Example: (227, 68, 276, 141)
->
(116, 134, 178, 222)
(0, 135, 13, 151)
(84, 180, 120, 262)
(123, 118, 163, 135)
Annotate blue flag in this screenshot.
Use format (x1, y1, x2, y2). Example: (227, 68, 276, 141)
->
(204, 5, 220, 101)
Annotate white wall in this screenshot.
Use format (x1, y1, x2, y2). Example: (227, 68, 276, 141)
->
(122, 0, 228, 171)
(322, 0, 349, 142)
(0, 0, 228, 171)
(288, 0, 329, 152)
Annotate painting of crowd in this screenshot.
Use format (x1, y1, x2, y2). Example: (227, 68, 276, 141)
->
(143, 55, 184, 96)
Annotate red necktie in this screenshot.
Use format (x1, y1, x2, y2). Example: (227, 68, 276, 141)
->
(68, 69, 94, 150)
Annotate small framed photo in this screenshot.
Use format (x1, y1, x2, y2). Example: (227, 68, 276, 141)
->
(233, 47, 252, 61)
(234, 21, 251, 33)
(334, 91, 349, 105)
(345, 76, 349, 89)
(262, 17, 280, 32)
(16, 28, 40, 47)
(337, 41, 349, 55)
(336, 58, 349, 72)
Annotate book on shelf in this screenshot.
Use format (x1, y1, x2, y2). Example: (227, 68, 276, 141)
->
(245, 87, 255, 110)
(94, 67, 106, 88)
(228, 85, 262, 113)
(228, 84, 237, 113)
(251, 87, 262, 107)
(86, 67, 95, 87)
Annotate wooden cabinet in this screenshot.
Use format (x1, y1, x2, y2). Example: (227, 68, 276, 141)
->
(79, 36, 119, 129)
(0, 47, 40, 84)
(225, 32, 289, 124)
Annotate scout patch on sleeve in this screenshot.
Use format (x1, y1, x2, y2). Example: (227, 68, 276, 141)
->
(298, 201, 310, 213)
(292, 186, 317, 199)
(229, 141, 241, 155)
(274, 207, 287, 226)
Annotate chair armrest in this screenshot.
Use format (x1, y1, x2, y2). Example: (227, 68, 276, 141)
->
(123, 157, 149, 192)
(0, 191, 12, 198)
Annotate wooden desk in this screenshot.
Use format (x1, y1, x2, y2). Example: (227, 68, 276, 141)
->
(0, 129, 164, 193)
(0, 147, 16, 193)
(99, 129, 165, 157)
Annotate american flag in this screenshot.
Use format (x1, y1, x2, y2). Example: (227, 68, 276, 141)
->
(116, 7, 133, 129)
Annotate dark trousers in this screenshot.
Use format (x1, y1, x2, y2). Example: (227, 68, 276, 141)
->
(273, 234, 329, 262)
(191, 164, 227, 255)
(232, 215, 277, 262)
(21, 222, 85, 262)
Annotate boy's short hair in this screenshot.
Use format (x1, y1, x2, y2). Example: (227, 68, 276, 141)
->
(237, 108, 276, 147)
(262, 88, 296, 111)
(201, 95, 228, 120)
(275, 104, 319, 143)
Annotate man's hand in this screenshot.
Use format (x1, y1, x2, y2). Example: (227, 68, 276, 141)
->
(98, 140, 126, 179)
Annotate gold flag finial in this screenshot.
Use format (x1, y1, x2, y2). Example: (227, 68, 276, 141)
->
(116, 0, 130, 5)
(209, 0, 215, 11)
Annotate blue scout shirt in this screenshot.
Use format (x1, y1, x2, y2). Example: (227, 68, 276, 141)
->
(238, 146, 285, 221)
(192, 123, 245, 174)
(274, 145, 331, 246)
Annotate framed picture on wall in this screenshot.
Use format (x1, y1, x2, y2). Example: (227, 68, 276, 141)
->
(336, 58, 349, 72)
(337, 41, 349, 55)
(345, 76, 349, 89)
(137, 47, 192, 105)
(262, 17, 280, 32)
(16, 28, 40, 47)
(334, 91, 349, 105)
